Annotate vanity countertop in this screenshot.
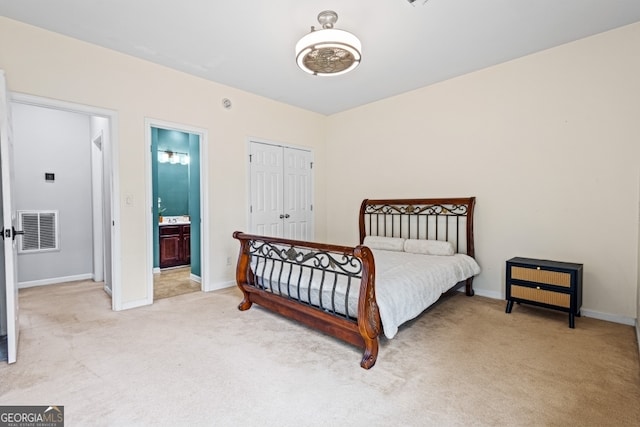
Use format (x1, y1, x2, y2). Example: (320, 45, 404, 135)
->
(159, 215, 190, 225)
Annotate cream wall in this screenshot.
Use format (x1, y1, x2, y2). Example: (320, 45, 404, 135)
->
(326, 23, 640, 323)
(0, 18, 327, 306)
(2, 16, 639, 323)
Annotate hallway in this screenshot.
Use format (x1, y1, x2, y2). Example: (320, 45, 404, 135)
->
(153, 267, 200, 300)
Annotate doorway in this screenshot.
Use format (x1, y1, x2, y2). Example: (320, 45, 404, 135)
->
(145, 119, 208, 301)
(1, 89, 119, 363)
(8, 94, 118, 305)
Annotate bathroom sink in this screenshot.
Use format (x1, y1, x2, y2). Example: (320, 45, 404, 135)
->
(159, 215, 190, 225)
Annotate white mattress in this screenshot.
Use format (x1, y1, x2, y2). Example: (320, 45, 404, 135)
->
(251, 249, 480, 339)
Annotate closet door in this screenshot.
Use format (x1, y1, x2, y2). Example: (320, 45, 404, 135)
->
(282, 147, 312, 240)
(249, 141, 312, 239)
(249, 142, 283, 237)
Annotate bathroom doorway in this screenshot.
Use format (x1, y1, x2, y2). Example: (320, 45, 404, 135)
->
(145, 119, 208, 301)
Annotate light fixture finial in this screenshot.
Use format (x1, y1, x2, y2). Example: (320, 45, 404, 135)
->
(317, 10, 338, 29)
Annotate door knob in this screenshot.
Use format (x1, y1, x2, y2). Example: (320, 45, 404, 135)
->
(11, 226, 24, 240)
(1, 227, 25, 240)
(12, 226, 25, 241)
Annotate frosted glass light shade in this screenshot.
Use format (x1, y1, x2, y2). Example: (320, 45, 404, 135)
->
(295, 28, 362, 76)
(158, 151, 169, 163)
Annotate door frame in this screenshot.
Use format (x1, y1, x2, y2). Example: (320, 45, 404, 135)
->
(91, 131, 105, 282)
(9, 92, 122, 310)
(144, 118, 210, 298)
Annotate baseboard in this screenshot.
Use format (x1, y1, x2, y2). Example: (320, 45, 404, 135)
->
(119, 297, 152, 311)
(205, 280, 235, 292)
(456, 286, 502, 300)
(580, 309, 635, 326)
(18, 273, 93, 289)
(636, 319, 640, 355)
(458, 287, 636, 327)
(190, 273, 201, 283)
(471, 288, 503, 300)
(103, 284, 113, 297)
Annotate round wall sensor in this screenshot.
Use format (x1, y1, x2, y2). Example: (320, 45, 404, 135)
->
(222, 98, 232, 109)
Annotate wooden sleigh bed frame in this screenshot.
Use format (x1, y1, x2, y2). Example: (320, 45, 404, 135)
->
(233, 197, 477, 369)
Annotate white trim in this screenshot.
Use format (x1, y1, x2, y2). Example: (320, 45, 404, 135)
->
(91, 130, 104, 283)
(208, 280, 236, 292)
(11, 93, 115, 117)
(144, 118, 210, 299)
(107, 112, 121, 310)
(580, 309, 636, 326)
(18, 273, 93, 288)
(461, 287, 637, 326)
(103, 283, 112, 297)
(247, 136, 312, 153)
(636, 319, 640, 355)
(9, 92, 122, 311)
(190, 273, 201, 283)
(458, 287, 502, 300)
(119, 297, 151, 311)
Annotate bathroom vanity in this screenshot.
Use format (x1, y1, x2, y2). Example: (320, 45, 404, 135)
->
(159, 216, 190, 268)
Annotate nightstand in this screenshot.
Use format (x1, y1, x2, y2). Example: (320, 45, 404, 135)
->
(505, 257, 583, 328)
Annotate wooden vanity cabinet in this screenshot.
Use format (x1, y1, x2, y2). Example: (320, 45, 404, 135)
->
(159, 224, 190, 268)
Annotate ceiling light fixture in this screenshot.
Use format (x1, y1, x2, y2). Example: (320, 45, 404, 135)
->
(295, 10, 361, 76)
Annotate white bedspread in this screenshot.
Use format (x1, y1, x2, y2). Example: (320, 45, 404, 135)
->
(251, 249, 480, 339)
(372, 249, 480, 338)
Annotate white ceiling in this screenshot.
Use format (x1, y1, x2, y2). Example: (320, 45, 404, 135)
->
(2, 1, 640, 115)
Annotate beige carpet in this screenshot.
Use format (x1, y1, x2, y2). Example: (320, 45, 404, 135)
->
(1, 281, 639, 426)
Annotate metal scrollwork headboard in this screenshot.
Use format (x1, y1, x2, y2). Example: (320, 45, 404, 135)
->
(358, 197, 476, 257)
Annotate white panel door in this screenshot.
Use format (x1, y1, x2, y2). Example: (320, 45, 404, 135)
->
(250, 142, 284, 237)
(282, 147, 312, 240)
(249, 141, 313, 239)
(0, 70, 20, 364)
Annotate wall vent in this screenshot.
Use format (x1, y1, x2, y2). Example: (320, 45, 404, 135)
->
(18, 210, 59, 253)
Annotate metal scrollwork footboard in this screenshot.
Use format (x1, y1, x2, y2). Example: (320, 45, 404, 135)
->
(233, 232, 379, 369)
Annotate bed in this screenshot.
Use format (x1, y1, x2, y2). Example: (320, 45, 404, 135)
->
(233, 197, 479, 369)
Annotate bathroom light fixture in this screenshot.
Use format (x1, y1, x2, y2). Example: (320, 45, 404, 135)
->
(295, 10, 361, 76)
(158, 150, 170, 163)
(158, 150, 189, 165)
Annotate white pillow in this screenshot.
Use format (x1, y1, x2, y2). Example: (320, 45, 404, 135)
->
(363, 236, 406, 252)
(403, 239, 455, 256)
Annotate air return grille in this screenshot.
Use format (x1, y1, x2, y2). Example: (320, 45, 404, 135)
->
(18, 210, 59, 253)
